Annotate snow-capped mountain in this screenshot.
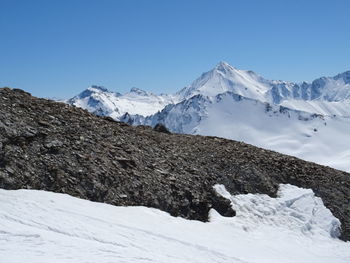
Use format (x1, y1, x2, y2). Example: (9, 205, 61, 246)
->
(176, 62, 272, 101)
(68, 62, 350, 119)
(68, 85, 176, 119)
(176, 61, 350, 115)
(67, 62, 350, 171)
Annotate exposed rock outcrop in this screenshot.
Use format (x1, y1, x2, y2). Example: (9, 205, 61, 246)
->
(0, 87, 349, 240)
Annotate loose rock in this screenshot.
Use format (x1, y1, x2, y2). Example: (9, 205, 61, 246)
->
(0, 87, 349, 241)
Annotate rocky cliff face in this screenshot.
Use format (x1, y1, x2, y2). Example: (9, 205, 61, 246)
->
(1, 87, 350, 240)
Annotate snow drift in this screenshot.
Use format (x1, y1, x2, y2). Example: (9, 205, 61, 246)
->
(1, 184, 349, 263)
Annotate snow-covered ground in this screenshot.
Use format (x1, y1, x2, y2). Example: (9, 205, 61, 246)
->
(1, 184, 349, 263)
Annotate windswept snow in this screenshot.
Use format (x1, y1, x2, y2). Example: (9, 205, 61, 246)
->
(1, 185, 349, 263)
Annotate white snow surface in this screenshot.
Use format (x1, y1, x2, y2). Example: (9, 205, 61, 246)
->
(195, 94, 350, 172)
(280, 99, 350, 117)
(1, 184, 349, 263)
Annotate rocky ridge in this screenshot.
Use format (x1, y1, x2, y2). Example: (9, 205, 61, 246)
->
(0, 88, 349, 240)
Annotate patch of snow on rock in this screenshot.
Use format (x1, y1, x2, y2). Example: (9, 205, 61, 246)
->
(213, 184, 341, 239)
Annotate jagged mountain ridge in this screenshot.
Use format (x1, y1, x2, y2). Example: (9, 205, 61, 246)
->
(177, 61, 350, 105)
(68, 62, 350, 119)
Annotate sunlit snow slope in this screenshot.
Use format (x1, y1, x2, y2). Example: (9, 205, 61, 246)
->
(196, 94, 350, 172)
(1, 185, 349, 263)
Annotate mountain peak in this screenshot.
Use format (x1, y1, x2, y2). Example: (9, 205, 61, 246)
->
(129, 87, 149, 96)
(215, 61, 235, 72)
(176, 61, 271, 100)
(70, 85, 112, 100)
(88, 85, 109, 93)
(334, 70, 350, 83)
(217, 61, 230, 66)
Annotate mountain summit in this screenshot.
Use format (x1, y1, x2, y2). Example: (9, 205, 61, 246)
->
(176, 62, 270, 101)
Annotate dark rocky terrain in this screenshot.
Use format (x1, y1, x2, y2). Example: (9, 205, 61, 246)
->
(0, 87, 350, 240)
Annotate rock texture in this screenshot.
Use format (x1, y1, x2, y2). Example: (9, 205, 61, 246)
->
(0, 87, 349, 240)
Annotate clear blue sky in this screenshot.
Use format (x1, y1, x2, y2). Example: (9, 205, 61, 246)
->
(1, 0, 349, 98)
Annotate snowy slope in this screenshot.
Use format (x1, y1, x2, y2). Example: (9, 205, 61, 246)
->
(280, 99, 350, 117)
(123, 92, 350, 172)
(1, 185, 349, 263)
(68, 86, 175, 119)
(196, 94, 350, 172)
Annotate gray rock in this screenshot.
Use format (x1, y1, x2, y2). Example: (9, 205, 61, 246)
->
(44, 140, 63, 149)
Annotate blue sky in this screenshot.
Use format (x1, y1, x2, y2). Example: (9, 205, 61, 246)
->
(1, 0, 349, 98)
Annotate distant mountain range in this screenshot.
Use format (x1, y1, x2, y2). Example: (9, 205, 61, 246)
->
(67, 62, 350, 171)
